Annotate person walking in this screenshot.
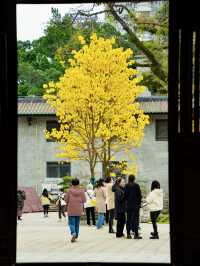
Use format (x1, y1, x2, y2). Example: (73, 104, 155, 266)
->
(17, 190, 26, 220)
(94, 179, 106, 229)
(56, 188, 66, 221)
(124, 174, 142, 239)
(146, 180, 163, 239)
(84, 183, 96, 226)
(105, 176, 115, 233)
(40, 188, 51, 218)
(112, 178, 126, 238)
(64, 178, 86, 243)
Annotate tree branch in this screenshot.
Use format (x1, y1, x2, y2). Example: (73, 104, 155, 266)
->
(134, 63, 152, 67)
(71, 9, 110, 23)
(107, 3, 167, 83)
(71, 3, 167, 83)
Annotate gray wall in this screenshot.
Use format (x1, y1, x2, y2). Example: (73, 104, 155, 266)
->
(114, 114, 168, 195)
(18, 114, 168, 196)
(18, 116, 100, 194)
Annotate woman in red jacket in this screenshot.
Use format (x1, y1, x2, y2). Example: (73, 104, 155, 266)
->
(65, 178, 86, 243)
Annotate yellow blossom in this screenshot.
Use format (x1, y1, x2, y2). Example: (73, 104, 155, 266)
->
(78, 35, 85, 45)
(43, 34, 149, 179)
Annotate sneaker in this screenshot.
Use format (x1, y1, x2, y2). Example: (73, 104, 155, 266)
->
(150, 235, 159, 239)
(116, 234, 124, 238)
(97, 226, 103, 230)
(134, 235, 142, 239)
(71, 234, 76, 243)
(127, 234, 132, 239)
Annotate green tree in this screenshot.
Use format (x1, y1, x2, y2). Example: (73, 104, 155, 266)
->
(58, 175, 72, 190)
(73, 1, 168, 94)
(18, 3, 168, 96)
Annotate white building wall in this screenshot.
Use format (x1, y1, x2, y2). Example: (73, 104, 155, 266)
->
(18, 114, 168, 195)
(18, 116, 103, 194)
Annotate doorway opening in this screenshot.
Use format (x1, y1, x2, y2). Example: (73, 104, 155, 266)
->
(17, 1, 170, 263)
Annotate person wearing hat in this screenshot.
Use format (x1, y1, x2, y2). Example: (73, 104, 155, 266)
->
(84, 183, 96, 226)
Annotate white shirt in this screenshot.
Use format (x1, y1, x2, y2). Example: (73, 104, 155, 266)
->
(84, 189, 95, 208)
(146, 189, 163, 211)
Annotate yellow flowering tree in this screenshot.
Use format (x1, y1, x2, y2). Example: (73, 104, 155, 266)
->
(43, 33, 149, 178)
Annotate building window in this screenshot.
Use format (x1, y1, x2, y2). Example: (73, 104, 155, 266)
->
(46, 120, 59, 142)
(46, 162, 71, 178)
(156, 119, 168, 141)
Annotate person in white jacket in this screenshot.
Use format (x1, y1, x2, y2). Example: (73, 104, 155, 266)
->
(146, 180, 163, 239)
(84, 183, 96, 226)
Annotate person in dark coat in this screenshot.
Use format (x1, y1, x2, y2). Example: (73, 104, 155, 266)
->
(124, 174, 142, 239)
(17, 190, 26, 220)
(112, 178, 126, 238)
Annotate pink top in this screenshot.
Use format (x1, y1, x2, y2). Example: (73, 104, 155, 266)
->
(65, 187, 86, 216)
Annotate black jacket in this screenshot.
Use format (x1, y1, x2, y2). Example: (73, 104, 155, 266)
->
(112, 184, 126, 215)
(124, 183, 142, 210)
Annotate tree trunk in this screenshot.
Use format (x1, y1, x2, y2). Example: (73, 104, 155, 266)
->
(89, 162, 95, 179)
(102, 159, 110, 179)
(102, 140, 112, 178)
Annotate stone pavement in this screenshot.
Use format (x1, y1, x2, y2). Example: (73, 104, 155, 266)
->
(17, 212, 170, 263)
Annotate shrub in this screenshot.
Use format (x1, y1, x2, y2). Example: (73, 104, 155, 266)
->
(58, 175, 73, 191)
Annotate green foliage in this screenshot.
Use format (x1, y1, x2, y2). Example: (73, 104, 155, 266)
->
(157, 213, 169, 224)
(58, 175, 73, 191)
(17, 3, 168, 96)
(148, 213, 169, 224)
(139, 3, 168, 94)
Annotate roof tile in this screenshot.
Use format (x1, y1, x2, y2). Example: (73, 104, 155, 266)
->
(18, 96, 168, 115)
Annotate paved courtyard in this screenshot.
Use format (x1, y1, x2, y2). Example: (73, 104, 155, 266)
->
(17, 212, 170, 263)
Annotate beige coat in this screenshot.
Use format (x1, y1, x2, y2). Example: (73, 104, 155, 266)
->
(95, 187, 106, 213)
(105, 182, 115, 210)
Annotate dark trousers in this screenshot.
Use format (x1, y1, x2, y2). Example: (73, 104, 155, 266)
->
(116, 212, 126, 237)
(85, 207, 96, 225)
(58, 205, 66, 219)
(43, 204, 49, 215)
(105, 204, 109, 224)
(107, 208, 115, 231)
(126, 209, 140, 236)
(150, 211, 160, 235)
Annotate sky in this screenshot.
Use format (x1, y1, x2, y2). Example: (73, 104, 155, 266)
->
(17, 4, 105, 41)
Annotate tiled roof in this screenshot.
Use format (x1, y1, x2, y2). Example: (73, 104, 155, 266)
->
(18, 96, 168, 115)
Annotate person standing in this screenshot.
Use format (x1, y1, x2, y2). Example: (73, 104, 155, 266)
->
(105, 176, 115, 233)
(95, 179, 106, 229)
(124, 174, 142, 239)
(40, 188, 51, 218)
(56, 188, 66, 221)
(112, 178, 126, 238)
(146, 180, 163, 239)
(17, 190, 26, 220)
(84, 183, 96, 226)
(65, 178, 86, 243)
